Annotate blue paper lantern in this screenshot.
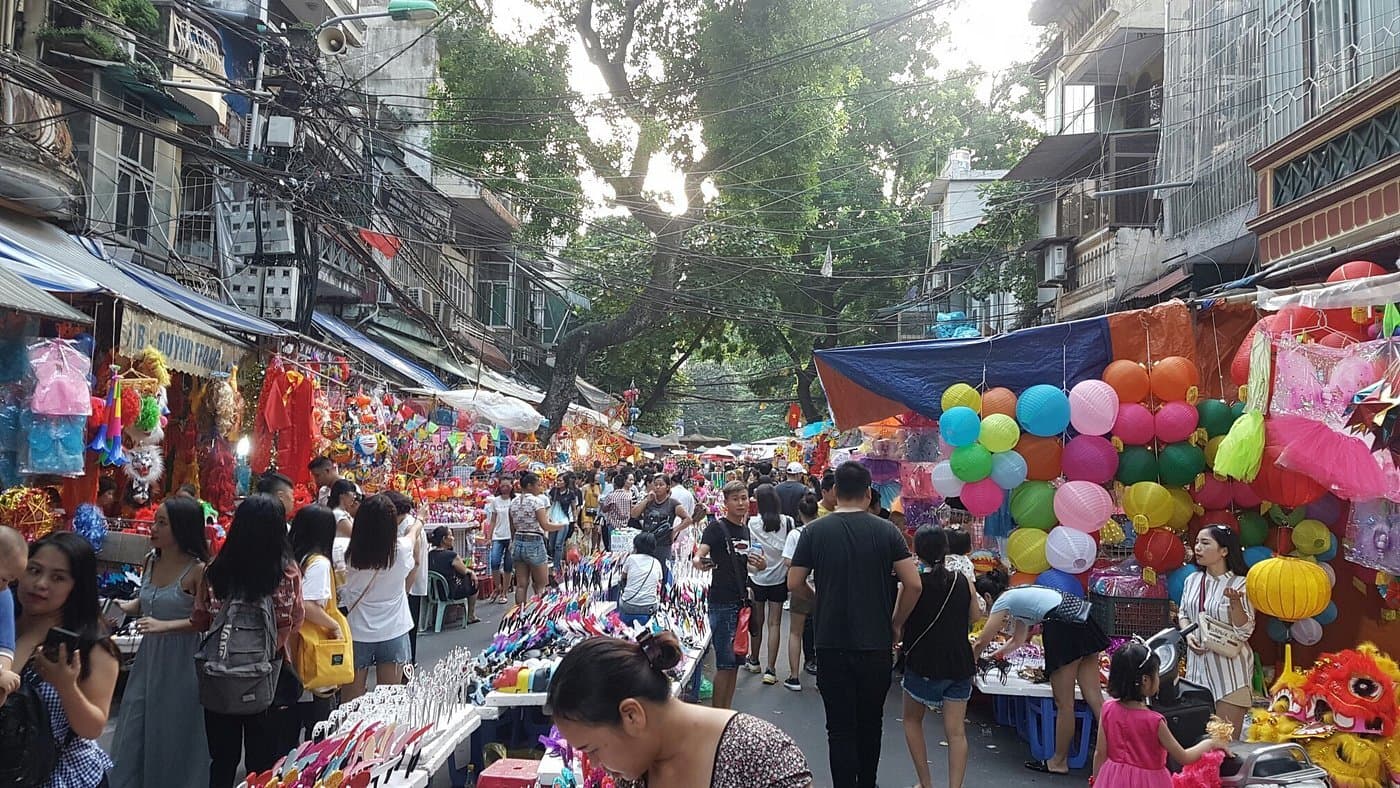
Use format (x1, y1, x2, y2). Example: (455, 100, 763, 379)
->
(1244, 545, 1273, 569)
(1317, 534, 1339, 562)
(1267, 618, 1290, 642)
(989, 450, 1029, 490)
(1017, 385, 1071, 438)
(1037, 568, 1084, 597)
(939, 406, 982, 447)
(1166, 565, 1194, 605)
(1315, 601, 1339, 626)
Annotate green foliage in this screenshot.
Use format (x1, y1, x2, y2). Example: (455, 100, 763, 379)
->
(36, 25, 127, 62)
(678, 360, 792, 444)
(114, 0, 160, 37)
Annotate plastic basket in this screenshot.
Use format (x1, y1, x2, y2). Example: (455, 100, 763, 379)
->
(1089, 592, 1173, 638)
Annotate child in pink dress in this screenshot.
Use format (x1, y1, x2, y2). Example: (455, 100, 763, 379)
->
(1093, 641, 1226, 786)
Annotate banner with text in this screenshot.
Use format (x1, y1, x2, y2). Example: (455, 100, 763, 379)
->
(119, 305, 248, 377)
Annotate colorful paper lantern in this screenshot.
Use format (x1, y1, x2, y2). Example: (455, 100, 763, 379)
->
(1061, 435, 1119, 485)
(1305, 493, 1345, 527)
(1016, 434, 1063, 481)
(939, 406, 982, 448)
(1068, 379, 1120, 436)
(978, 413, 1021, 454)
(1113, 403, 1156, 446)
(1010, 481, 1057, 531)
(950, 444, 993, 482)
(1123, 481, 1174, 531)
(1203, 435, 1225, 467)
(989, 450, 1029, 490)
(931, 461, 964, 497)
(1291, 617, 1324, 645)
(1243, 545, 1274, 568)
(960, 478, 1005, 517)
(1193, 475, 1233, 510)
(981, 387, 1018, 419)
(1155, 401, 1200, 444)
(1166, 565, 1194, 604)
(1291, 519, 1332, 556)
(1251, 444, 1326, 508)
(1150, 356, 1200, 402)
(1046, 526, 1097, 574)
(1239, 511, 1269, 547)
(1166, 488, 1197, 532)
(1054, 481, 1113, 533)
(1103, 359, 1150, 403)
(1116, 446, 1160, 485)
(1158, 442, 1206, 487)
(1135, 528, 1186, 573)
(1016, 384, 1071, 438)
(1010, 571, 1038, 587)
(1230, 481, 1261, 509)
(942, 383, 982, 414)
(1315, 601, 1338, 625)
(1193, 510, 1239, 537)
(1327, 260, 1387, 283)
(1246, 555, 1330, 621)
(1037, 568, 1085, 597)
(1197, 399, 1237, 438)
(1007, 527, 1051, 574)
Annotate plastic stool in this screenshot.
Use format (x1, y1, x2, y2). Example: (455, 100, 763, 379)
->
(1023, 697, 1095, 769)
(477, 758, 540, 788)
(994, 696, 1026, 731)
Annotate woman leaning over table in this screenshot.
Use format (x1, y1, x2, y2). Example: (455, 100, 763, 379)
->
(1179, 524, 1255, 737)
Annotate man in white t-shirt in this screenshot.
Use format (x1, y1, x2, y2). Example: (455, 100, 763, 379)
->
(670, 476, 696, 531)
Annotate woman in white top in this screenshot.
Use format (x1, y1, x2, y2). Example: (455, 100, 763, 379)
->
(508, 471, 566, 605)
(487, 478, 516, 604)
(287, 505, 343, 740)
(745, 484, 794, 684)
(337, 494, 415, 701)
(386, 491, 429, 663)
(617, 531, 663, 627)
(328, 479, 359, 578)
(1179, 525, 1255, 737)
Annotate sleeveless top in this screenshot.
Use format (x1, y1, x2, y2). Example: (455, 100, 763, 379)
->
(22, 663, 113, 787)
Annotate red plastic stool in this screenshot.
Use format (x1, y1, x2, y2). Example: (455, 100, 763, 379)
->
(477, 758, 540, 788)
(477, 575, 495, 600)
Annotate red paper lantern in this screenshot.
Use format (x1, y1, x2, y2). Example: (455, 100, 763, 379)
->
(1327, 260, 1388, 282)
(1134, 528, 1186, 573)
(1230, 316, 1275, 387)
(1250, 443, 1326, 508)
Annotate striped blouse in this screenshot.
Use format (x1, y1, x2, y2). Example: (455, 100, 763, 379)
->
(1179, 570, 1255, 701)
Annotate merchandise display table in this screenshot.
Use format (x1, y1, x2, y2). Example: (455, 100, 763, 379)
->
(975, 674, 1094, 769)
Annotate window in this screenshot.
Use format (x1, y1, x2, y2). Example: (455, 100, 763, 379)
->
(1310, 0, 1359, 108)
(477, 261, 512, 328)
(114, 98, 156, 246)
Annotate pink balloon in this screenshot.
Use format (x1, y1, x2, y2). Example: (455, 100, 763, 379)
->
(1230, 481, 1261, 509)
(1068, 380, 1121, 436)
(1194, 475, 1233, 510)
(1113, 403, 1156, 446)
(1053, 480, 1113, 533)
(1155, 401, 1200, 443)
(960, 478, 1005, 517)
(1061, 435, 1119, 485)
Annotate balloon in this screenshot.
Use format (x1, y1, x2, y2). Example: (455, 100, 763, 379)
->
(1010, 481, 1058, 531)
(1068, 380, 1120, 436)
(940, 406, 982, 447)
(1113, 403, 1156, 445)
(1239, 511, 1269, 547)
(1291, 618, 1323, 646)
(1017, 385, 1071, 437)
(1328, 260, 1387, 282)
(1017, 435, 1063, 481)
(1317, 534, 1339, 562)
(1306, 493, 1345, 527)
(1315, 601, 1339, 626)
(1166, 565, 1195, 604)
(1103, 360, 1150, 403)
(1135, 528, 1186, 573)
(931, 461, 964, 497)
(1155, 401, 1200, 444)
(950, 444, 993, 482)
(981, 387, 1018, 419)
(1166, 488, 1197, 532)
(1159, 442, 1207, 487)
(1037, 568, 1085, 597)
(1116, 446, 1160, 485)
(1267, 617, 1290, 642)
(1061, 435, 1119, 485)
(1046, 526, 1098, 574)
(942, 383, 982, 413)
(989, 450, 1029, 490)
(1007, 527, 1051, 574)
(1194, 475, 1233, 510)
(1054, 481, 1114, 533)
(978, 413, 1021, 453)
(1197, 399, 1237, 438)
(1292, 519, 1331, 556)
(1150, 356, 1199, 402)
(960, 479, 1005, 517)
(1123, 482, 1174, 530)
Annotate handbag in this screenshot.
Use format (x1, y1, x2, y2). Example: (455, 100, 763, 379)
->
(0, 676, 62, 787)
(734, 603, 752, 658)
(295, 555, 355, 692)
(1197, 575, 1246, 659)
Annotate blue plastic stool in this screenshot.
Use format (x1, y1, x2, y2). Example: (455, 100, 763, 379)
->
(1023, 697, 1096, 769)
(994, 696, 1027, 732)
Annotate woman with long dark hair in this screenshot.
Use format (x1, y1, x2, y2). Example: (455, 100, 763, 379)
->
(745, 483, 793, 683)
(287, 505, 344, 740)
(111, 495, 211, 787)
(11, 532, 121, 787)
(1179, 524, 1255, 737)
(193, 494, 304, 788)
(339, 494, 415, 700)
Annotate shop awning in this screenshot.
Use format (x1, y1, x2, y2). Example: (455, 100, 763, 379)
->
(365, 325, 475, 382)
(408, 387, 544, 432)
(311, 311, 447, 390)
(113, 259, 286, 338)
(1124, 266, 1191, 301)
(1004, 133, 1101, 182)
(0, 264, 90, 323)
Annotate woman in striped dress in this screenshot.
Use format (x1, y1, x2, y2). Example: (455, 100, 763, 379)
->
(1179, 525, 1255, 737)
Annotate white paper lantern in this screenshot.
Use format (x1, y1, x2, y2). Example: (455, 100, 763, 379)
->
(1045, 526, 1097, 574)
(1291, 617, 1323, 646)
(932, 461, 964, 497)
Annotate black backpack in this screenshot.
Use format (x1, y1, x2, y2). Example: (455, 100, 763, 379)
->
(0, 677, 61, 787)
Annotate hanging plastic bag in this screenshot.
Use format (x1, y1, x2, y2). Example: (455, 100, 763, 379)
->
(18, 411, 87, 477)
(28, 339, 92, 417)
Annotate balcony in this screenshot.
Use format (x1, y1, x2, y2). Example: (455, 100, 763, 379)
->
(1056, 225, 1162, 319)
(164, 10, 228, 126)
(434, 171, 520, 242)
(281, 0, 363, 45)
(0, 74, 84, 219)
(1030, 0, 1163, 85)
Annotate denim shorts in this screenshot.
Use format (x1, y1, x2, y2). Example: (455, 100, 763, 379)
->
(353, 632, 411, 671)
(489, 538, 513, 573)
(512, 535, 549, 567)
(708, 602, 741, 671)
(902, 669, 973, 708)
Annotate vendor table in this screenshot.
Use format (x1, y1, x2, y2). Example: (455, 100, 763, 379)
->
(975, 674, 1094, 769)
(482, 632, 709, 708)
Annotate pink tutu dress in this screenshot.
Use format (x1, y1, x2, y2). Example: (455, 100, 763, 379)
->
(1097, 699, 1171, 787)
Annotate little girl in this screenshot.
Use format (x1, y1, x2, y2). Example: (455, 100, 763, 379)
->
(1093, 641, 1227, 786)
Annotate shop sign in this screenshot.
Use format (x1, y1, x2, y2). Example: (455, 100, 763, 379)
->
(119, 306, 247, 377)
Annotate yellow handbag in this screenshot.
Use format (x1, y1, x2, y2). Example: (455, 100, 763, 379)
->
(295, 555, 355, 692)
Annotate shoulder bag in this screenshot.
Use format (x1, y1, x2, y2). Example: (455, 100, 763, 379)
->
(1196, 575, 1246, 659)
(716, 521, 754, 658)
(294, 555, 355, 692)
(901, 571, 959, 656)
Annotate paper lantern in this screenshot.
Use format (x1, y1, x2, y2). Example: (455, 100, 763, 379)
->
(1054, 481, 1113, 533)
(1150, 356, 1199, 402)
(1037, 568, 1085, 597)
(1315, 601, 1339, 626)
(981, 387, 1018, 419)
(1230, 481, 1261, 509)
(931, 461, 964, 497)
(1103, 360, 1150, 403)
(1317, 534, 1339, 562)
(1135, 528, 1186, 573)
(1007, 527, 1051, 574)
(1061, 435, 1118, 485)
(1017, 385, 1070, 438)
(989, 450, 1029, 490)
(1193, 510, 1239, 536)
(1113, 403, 1156, 446)
(1010, 481, 1058, 530)
(1275, 304, 1325, 339)
(1247, 555, 1330, 621)
(1116, 446, 1160, 485)
(1068, 380, 1120, 436)
(1244, 546, 1273, 568)
(1305, 493, 1345, 527)
(942, 383, 982, 414)
(950, 444, 993, 482)
(1267, 618, 1290, 642)
(1328, 260, 1387, 282)
(1291, 618, 1323, 646)
(1166, 488, 1197, 532)
(960, 478, 1005, 517)
(978, 413, 1021, 453)
(1230, 316, 1275, 387)
(1251, 444, 1326, 508)
(1239, 511, 1269, 547)
(1046, 526, 1097, 574)
(1203, 436, 1225, 467)
(1166, 565, 1194, 603)
(1197, 399, 1237, 438)
(1155, 401, 1200, 444)
(1193, 475, 1233, 510)
(1123, 481, 1174, 530)
(1319, 562, 1336, 587)
(939, 406, 982, 448)
(1017, 435, 1063, 481)
(1010, 571, 1038, 587)
(1292, 519, 1331, 556)
(1158, 442, 1206, 487)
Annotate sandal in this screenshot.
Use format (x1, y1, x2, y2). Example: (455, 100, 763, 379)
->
(1024, 761, 1069, 776)
(467, 616, 482, 624)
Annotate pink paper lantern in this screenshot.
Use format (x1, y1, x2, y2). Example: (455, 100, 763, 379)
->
(1068, 380, 1121, 436)
(1046, 526, 1098, 574)
(1061, 435, 1119, 485)
(1053, 480, 1113, 533)
(960, 478, 1005, 517)
(1230, 481, 1261, 509)
(1113, 403, 1156, 446)
(1193, 475, 1233, 510)
(1155, 401, 1200, 444)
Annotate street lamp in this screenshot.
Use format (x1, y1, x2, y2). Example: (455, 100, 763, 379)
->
(313, 0, 441, 36)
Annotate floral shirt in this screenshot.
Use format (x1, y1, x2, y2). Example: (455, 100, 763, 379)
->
(618, 713, 811, 788)
(192, 561, 305, 653)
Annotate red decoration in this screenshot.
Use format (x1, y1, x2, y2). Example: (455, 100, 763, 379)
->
(786, 403, 802, 430)
(1250, 442, 1325, 508)
(1134, 528, 1186, 573)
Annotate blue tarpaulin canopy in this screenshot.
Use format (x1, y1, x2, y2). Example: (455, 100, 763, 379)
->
(114, 259, 286, 338)
(312, 311, 447, 391)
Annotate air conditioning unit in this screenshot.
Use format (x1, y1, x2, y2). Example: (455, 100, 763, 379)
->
(228, 201, 296, 256)
(1040, 241, 1070, 286)
(264, 116, 296, 148)
(405, 287, 435, 316)
(226, 265, 300, 322)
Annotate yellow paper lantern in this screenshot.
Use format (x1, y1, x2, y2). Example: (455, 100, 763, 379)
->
(1291, 519, 1331, 556)
(942, 383, 982, 414)
(978, 414, 1021, 453)
(1246, 556, 1330, 621)
(1122, 481, 1174, 532)
(1166, 488, 1197, 532)
(1007, 527, 1051, 574)
(1203, 435, 1225, 467)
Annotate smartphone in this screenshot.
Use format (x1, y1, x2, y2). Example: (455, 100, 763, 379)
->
(43, 627, 81, 662)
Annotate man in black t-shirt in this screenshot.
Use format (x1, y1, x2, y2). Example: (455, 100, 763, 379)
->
(694, 480, 765, 710)
(775, 462, 809, 520)
(790, 461, 921, 788)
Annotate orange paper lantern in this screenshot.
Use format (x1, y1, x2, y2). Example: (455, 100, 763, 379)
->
(1150, 356, 1199, 402)
(1010, 571, 1038, 587)
(1104, 360, 1150, 403)
(981, 387, 1018, 419)
(1016, 434, 1063, 481)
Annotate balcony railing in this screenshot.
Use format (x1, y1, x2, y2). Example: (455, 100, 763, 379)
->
(170, 12, 224, 77)
(1, 76, 75, 163)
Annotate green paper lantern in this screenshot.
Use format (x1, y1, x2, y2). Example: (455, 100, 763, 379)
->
(950, 444, 993, 482)
(1116, 446, 1160, 485)
(1159, 442, 1207, 487)
(1197, 399, 1237, 438)
(1010, 481, 1057, 531)
(1239, 511, 1269, 547)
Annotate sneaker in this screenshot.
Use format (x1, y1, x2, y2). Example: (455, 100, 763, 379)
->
(745, 658, 762, 674)
(763, 669, 777, 685)
(783, 677, 802, 691)
(804, 659, 818, 676)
